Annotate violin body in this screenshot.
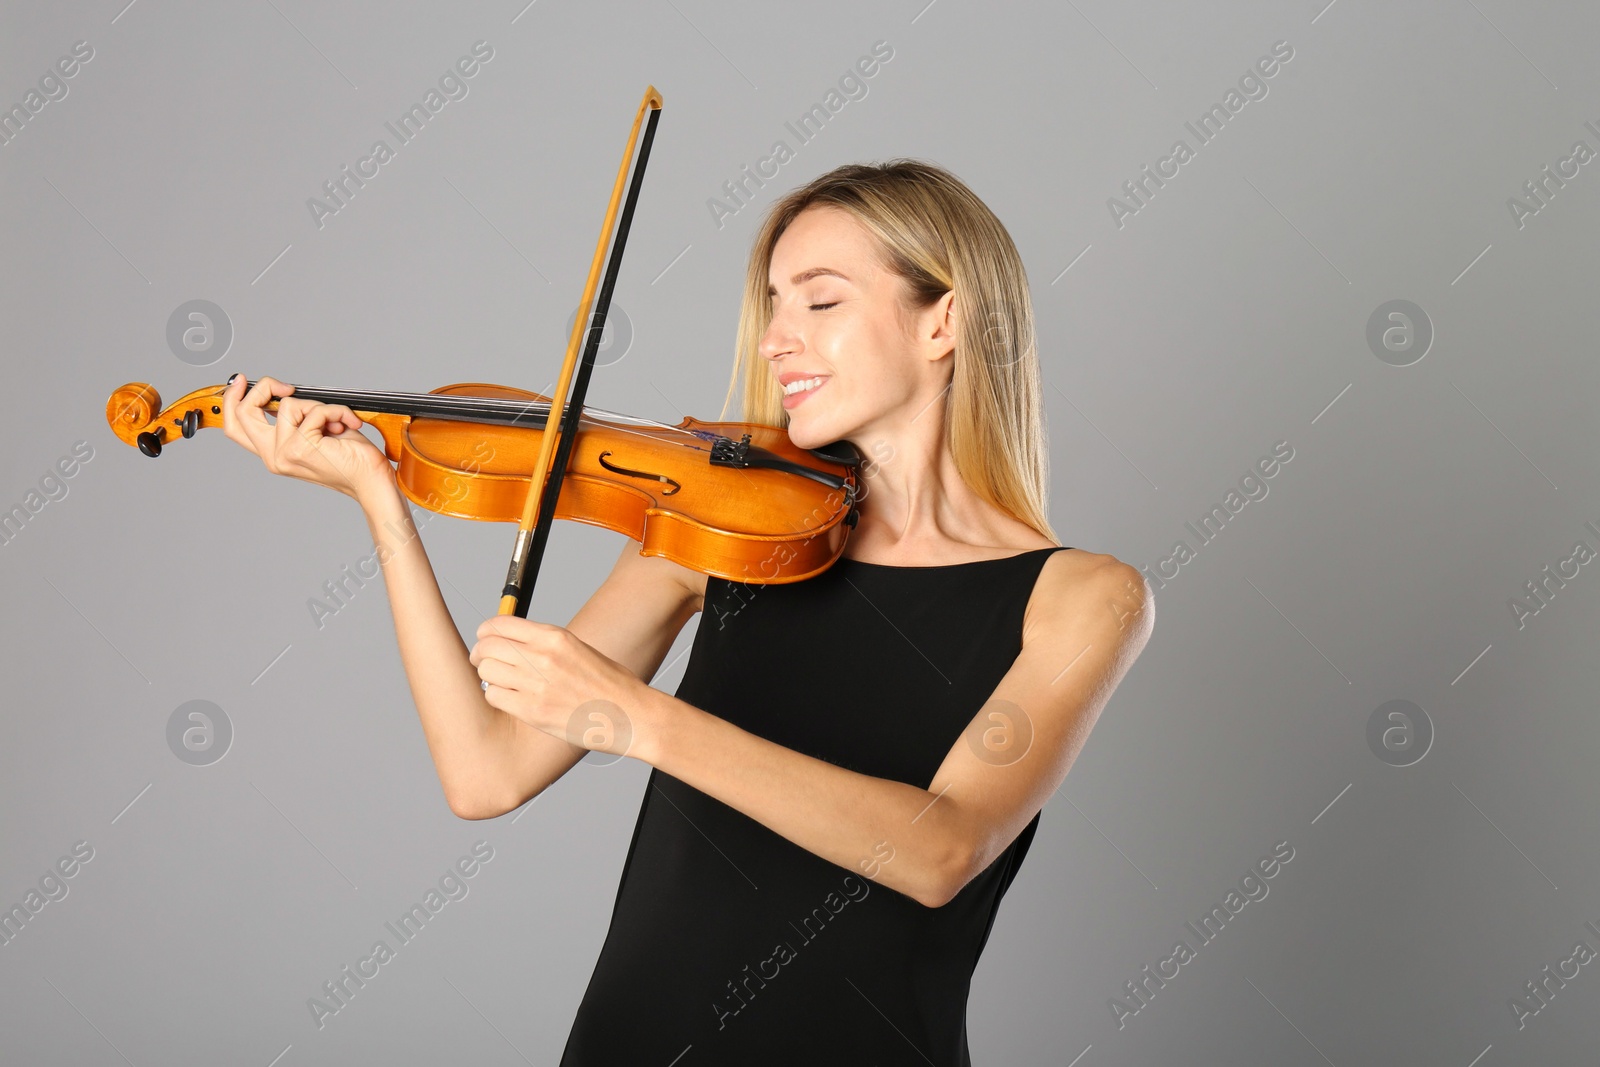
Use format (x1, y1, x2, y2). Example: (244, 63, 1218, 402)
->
(107, 380, 861, 585)
(402, 384, 858, 584)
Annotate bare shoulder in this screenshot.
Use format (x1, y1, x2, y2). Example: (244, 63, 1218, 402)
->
(607, 538, 708, 614)
(1023, 548, 1153, 647)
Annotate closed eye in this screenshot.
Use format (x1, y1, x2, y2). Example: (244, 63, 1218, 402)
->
(809, 303, 838, 311)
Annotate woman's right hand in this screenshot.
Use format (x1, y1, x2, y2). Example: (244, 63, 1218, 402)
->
(220, 374, 395, 501)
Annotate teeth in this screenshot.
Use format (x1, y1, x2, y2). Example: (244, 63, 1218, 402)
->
(784, 376, 825, 396)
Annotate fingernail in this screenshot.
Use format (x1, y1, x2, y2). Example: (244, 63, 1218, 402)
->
(226, 373, 240, 386)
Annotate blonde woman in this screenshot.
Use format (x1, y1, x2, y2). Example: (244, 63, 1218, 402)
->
(221, 159, 1153, 1064)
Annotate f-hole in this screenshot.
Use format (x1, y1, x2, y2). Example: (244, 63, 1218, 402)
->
(597, 450, 681, 495)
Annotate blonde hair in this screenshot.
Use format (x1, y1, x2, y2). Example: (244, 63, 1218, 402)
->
(720, 158, 1059, 544)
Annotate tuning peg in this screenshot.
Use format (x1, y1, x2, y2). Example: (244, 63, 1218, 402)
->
(137, 429, 164, 457)
(181, 408, 201, 438)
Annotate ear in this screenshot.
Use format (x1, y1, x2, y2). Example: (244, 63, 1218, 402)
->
(921, 289, 957, 363)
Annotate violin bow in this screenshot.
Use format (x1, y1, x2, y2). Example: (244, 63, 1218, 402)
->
(497, 85, 664, 619)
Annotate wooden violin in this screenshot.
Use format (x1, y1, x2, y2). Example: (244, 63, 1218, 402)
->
(104, 378, 861, 585)
(106, 86, 855, 610)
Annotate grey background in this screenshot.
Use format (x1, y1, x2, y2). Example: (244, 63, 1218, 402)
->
(2, 0, 1597, 1063)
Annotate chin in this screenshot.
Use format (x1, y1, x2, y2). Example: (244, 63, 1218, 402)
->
(783, 416, 833, 452)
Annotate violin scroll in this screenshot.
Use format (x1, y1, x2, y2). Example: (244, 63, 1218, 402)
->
(107, 382, 229, 457)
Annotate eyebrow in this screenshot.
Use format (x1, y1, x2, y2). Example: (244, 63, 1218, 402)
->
(768, 267, 851, 295)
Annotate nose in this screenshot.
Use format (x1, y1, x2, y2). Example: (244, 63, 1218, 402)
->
(759, 305, 801, 364)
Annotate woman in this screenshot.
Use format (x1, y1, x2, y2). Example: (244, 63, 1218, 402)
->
(220, 159, 1153, 1064)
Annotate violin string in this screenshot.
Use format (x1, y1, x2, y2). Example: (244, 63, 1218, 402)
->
(336, 390, 673, 431)
(274, 385, 690, 436)
(305, 388, 643, 425)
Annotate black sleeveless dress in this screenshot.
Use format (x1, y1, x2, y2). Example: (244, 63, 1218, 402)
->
(559, 546, 1073, 1066)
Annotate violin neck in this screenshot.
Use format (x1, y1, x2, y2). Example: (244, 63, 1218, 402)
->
(251, 382, 556, 430)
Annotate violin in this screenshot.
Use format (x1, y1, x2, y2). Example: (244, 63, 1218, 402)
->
(104, 378, 861, 586)
(106, 86, 857, 609)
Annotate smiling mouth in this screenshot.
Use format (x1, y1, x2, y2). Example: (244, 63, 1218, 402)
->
(782, 377, 829, 407)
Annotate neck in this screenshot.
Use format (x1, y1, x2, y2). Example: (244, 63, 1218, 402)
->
(845, 404, 1016, 556)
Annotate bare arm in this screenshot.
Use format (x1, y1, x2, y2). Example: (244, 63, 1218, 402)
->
(623, 553, 1153, 906)
(360, 482, 702, 819)
(478, 529, 704, 817)
(215, 372, 703, 821)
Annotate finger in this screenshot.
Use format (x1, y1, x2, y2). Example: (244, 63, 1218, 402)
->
(474, 634, 551, 682)
(232, 375, 296, 459)
(476, 620, 557, 670)
(467, 636, 511, 668)
(311, 404, 363, 436)
(470, 634, 523, 668)
(220, 374, 258, 455)
(476, 657, 520, 691)
(480, 680, 511, 714)
(222, 373, 277, 458)
(248, 375, 295, 401)
(296, 405, 336, 440)
(278, 399, 355, 458)
(476, 615, 549, 641)
(299, 404, 362, 440)
(273, 397, 312, 465)
(274, 396, 315, 458)
(244, 375, 295, 419)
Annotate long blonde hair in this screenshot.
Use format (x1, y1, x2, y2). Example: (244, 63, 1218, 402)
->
(720, 158, 1059, 544)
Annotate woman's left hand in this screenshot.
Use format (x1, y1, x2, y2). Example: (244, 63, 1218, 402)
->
(470, 616, 646, 758)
